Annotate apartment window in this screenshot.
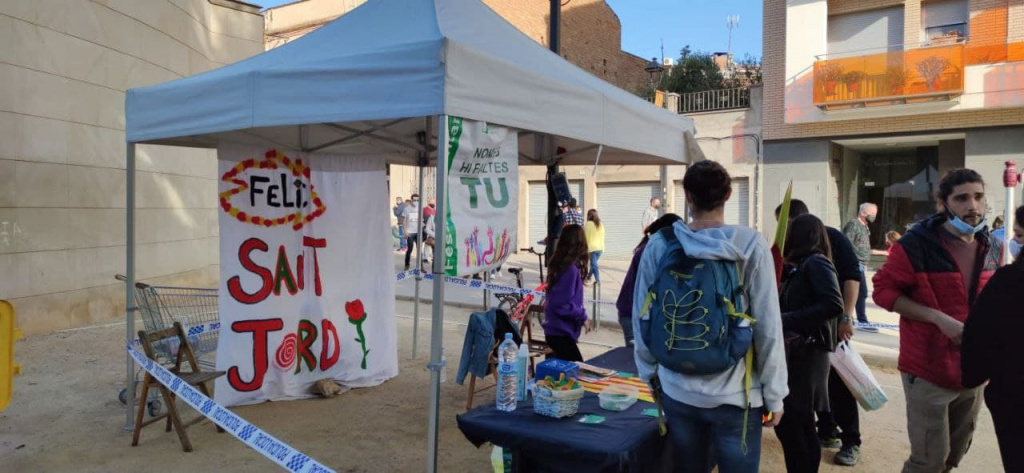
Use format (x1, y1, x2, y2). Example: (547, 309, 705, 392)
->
(827, 7, 905, 57)
(922, 0, 968, 45)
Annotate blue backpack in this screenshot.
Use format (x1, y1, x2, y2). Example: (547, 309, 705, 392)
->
(639, 227, 755, 376)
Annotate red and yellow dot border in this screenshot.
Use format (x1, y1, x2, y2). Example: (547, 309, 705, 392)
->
(219, 149, 326, 231)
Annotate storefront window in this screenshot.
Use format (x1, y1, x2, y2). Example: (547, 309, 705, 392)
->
(857, 150, 940, 248)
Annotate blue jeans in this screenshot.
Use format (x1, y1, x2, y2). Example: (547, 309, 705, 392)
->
(398, 225, 407, 250)
(856, 263, 869, 324)
(589, 251, 602, 283)
(662, 395, 762, 473)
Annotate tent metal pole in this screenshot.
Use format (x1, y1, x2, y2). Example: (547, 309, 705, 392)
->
(425, 115, 448, 473)
(483, 271, 490, 310)
(660, 165, 669, 217)
(412, 154, 426, 359)
(124, 142, 137, 431)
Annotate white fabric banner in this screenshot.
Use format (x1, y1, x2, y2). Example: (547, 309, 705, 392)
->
(442, 117, 518, 277)
(214, 143, 397, 407)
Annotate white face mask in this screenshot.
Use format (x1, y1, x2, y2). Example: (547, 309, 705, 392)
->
(1010, 238, 1023, 260)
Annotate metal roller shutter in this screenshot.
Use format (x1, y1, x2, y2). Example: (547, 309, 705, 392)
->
(675, 178, 750, 226)
(923, 0, 968, 29)
(922, 0, 968, 39)
(827, 7, 904, 57)
(528, 180, 584, 248)
(597, 182, 660, 258)
(725, 177, 750, 227)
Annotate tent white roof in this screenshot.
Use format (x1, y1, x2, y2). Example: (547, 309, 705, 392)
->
(125, 0, 700, 165)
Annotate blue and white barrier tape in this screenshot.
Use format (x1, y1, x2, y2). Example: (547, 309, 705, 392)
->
(130, 321, 221, 346)
(395, 270, 618, 306)
(854, 322, 900, 331)
(126, 343, 335, 473)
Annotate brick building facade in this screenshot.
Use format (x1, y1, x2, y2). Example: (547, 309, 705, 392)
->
(265, 0, 651, 93)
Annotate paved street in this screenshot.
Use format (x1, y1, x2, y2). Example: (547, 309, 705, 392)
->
(2, 299, 1003, 473)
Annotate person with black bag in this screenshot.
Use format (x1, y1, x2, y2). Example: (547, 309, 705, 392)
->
(776, 214, 844, 473)
(776, 200, 867, 465)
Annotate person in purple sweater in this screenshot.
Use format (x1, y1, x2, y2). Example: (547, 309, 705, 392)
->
(615, 213, 683, 346)
(542, 225, 592, 361)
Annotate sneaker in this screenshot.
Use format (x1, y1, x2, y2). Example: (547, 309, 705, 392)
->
(835, 444, 861, 466)
(857, 325, 879, 333)
(820, 436, 842, 449)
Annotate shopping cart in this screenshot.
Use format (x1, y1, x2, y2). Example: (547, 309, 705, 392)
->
(116, 275, 220, 416)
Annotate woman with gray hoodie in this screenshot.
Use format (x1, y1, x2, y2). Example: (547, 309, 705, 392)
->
(633, 161, 788, 472)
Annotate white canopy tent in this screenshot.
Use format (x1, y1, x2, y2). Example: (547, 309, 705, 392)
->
(123, 0, 701, 469)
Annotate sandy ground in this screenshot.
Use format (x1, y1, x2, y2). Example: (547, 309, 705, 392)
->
(0, 300, 1004, 472)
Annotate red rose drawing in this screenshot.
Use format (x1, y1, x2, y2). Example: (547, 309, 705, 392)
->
(346, 299, 370, 369)
(345, 300, 366, 323)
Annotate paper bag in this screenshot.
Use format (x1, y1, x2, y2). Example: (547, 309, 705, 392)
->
(829, 341, 888, 411)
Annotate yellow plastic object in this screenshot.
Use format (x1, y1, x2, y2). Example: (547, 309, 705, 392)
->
(0, 300, 22, 412)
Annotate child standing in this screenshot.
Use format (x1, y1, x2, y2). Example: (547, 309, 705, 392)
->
(542, 225, 591, 361)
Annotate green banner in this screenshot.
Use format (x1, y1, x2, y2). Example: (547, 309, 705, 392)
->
(443, 116, 463, 276)
(442, 116, 518, 277)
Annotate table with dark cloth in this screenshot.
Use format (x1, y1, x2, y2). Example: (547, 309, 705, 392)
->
(456, 347, 670, 472)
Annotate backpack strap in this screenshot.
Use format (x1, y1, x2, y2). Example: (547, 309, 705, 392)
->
(639, 226, 683, 318)
(740, 346, 754, 454)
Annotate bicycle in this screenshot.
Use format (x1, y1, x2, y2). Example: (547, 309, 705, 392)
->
(495, 247, 546, 322)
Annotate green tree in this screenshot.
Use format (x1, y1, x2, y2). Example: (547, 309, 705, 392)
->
(659, 46, 725, 94)
(725, 54, 762, 88)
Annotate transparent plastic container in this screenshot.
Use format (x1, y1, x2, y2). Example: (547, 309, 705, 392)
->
(598, 384, 638, 411)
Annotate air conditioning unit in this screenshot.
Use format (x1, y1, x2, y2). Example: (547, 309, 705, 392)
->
(662, 58, 675, 67)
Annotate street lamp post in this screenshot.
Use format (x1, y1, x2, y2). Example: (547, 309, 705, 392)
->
(645, 57, 669, 217)
(645, 57, 663, 96)
(544, 0, 562, 264)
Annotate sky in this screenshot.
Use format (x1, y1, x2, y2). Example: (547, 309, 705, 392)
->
(254, 0, 763, 60)
(606, 0, 762, 61)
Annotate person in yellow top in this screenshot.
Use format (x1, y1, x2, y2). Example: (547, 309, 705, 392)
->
(584, 209, 606, 285)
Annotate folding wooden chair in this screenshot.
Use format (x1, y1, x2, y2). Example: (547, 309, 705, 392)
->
(519, 304, 554, 370)
(132, 322, 225, 452)
(464, 309, 530, 410)
(465, 338, 501, 410)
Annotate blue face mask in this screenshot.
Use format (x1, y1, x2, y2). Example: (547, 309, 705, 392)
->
(945, 207, 987, 235)
(1010, 238, 1022, 259)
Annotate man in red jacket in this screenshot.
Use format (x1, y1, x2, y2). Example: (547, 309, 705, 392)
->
(873, 168, 1003, 473)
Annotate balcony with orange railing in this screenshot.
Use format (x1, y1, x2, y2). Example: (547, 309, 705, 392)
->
(813, 43, 965, 109)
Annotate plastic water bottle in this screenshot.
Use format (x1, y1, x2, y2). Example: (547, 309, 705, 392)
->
(496, 333, 518, 412)
(515, 342, 529, 401)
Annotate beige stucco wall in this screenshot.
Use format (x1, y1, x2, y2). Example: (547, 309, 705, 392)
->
(0, 0, 264, 335)
(687, 86, 765, 230)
